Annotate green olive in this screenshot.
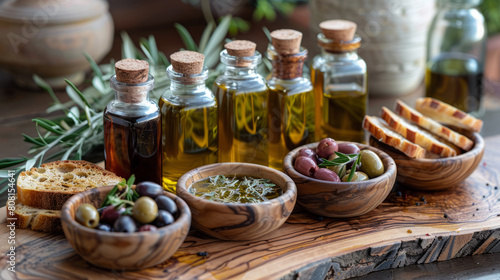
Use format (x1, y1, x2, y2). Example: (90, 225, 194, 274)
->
(342, 171, 369, 182)
(359, 150, 384, 178)
(327, 164, 346, 178)
(133, 196, 158, 224)
(76, 203, 99, 228)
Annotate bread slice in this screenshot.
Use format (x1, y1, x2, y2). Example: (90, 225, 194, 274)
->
(8, 197, 62, 233)
(17, 160, 122, 210)
(380, 107, 457, 157)
(415, 98, 483, 133)
(394, 100, 474, 151)
(363, 116, 426, 159)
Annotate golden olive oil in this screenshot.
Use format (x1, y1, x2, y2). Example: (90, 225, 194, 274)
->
(268, 85, 315, 170)
(159, 97, 218, 193)
(215, 84, 268, 165)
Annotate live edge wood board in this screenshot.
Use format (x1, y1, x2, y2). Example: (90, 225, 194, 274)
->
(1, 136, 500, 280)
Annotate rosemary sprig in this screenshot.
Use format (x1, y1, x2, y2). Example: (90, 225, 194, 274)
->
(345, 154, 362, 183)
(318, 151, 358, 168)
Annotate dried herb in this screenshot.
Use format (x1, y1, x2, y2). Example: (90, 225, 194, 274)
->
(189, 175, 282, 204)
(101, 175, 138, 214)
(318, 151, 360, 182)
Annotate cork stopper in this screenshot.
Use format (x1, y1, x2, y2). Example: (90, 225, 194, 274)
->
(319, 20, 357, 42)
(225, 40, 256, 57)
(115, 59, 149, 84)
(170, 51, 204, 75)
(270, 29, 302, 55)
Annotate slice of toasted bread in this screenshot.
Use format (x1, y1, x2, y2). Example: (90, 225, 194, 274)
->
(363, 116, 426, 159)
(7, 197, 62, 233)
(17, 160, 122, 210)
(394, 100, 474, 151)
(380, 107, 457, 157)
(415, 98, 483, 133)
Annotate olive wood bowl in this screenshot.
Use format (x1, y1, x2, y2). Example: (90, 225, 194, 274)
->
(176, 162, 297, 240)
(369, 132, 485, 191)
(61, 185, 191, 270)
(283, 142, 397, 218)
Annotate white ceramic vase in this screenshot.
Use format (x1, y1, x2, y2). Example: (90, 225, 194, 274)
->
(310, 0, 435, 96)
(0, 0, 114, 88)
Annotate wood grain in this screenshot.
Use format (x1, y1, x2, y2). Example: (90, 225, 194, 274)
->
(370, 132, 484, 191)
(60, 185, 191, 270)
(0, 136, 499, 280)
(283, 142, 396, 218)
(176, 163, 297, 240)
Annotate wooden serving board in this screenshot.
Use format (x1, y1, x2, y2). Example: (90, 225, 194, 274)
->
(1, 136, 500, 280)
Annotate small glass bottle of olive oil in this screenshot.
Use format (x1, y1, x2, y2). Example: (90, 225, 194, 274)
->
(426, 0, 486, 115)
(267, 29, 315, 170)
(214, 40, 269, 165)
(159, 51, 218, 192)
(104, 59, 161, 184)
(311, 20, 367, 143)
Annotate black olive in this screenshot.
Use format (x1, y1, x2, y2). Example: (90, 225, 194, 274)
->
(114, 216, 137, 233)
(136, 181, 164, 199)
(155, 210, 174, 227)
(155, 195, 178, 216)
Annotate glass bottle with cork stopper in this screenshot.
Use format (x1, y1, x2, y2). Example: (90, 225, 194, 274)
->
(214, 40, 269, 165)
(267, 29, 315, 170)
(104, 58, 161, 183)
(311, 20, 367, 143)
(159, 51, 218, 192)
(425, 0, 486, 115)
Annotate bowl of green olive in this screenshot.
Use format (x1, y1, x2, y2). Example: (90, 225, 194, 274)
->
(61, 180, 191, 270)
(283, 138, 397, 218)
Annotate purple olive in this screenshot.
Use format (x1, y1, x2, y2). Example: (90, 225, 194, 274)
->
(136, 181, 164, 199)
(297, 148, 317, 161)
(155, 210, 175, 227)
(316, 138, 338, 159)
(113, 216, 137, 233)
(337, 143, 360, 155)
(294, 156, 319, 177)
(155, 195, 177, 216)
(313, 168, 341, 182)
(138, 224, 158, 232)
(100, 205, 125, 225)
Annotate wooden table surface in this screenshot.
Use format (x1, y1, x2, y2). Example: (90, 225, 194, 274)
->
(0, 135, 499, 280)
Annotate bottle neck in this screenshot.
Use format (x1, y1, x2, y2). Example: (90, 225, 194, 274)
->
(220, 49, 261, 78)
(110, 75, 154, 104)
(224, 65, 258, 77)
(268, 46, 308, 80)
(320, 49, 359, 61)
(167, 65, 209, 95)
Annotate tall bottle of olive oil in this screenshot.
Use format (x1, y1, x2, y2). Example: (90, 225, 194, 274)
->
(426, 0, 486, 115)
(311, 20, 367, 143)
(160, 51, 218, 192)
(214, 40, 268, 165)
(267, 29, 315, 170)
(104, 59, 161, 184)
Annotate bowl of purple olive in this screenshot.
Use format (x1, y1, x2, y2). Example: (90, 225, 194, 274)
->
(283, 138, 397, 218)
(61, 177, 191, 270)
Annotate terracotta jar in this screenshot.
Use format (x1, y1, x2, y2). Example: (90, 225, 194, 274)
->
(0, 0, 113, 88)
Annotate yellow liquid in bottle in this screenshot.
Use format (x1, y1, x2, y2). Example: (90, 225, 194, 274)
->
(312, 68, 367, 143)
(215, 85, 269, 165)
(268, 86, 315, 170)
(159, 97, 218, 192)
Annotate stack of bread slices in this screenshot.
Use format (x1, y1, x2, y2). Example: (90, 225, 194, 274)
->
(363, 98, 483, 159)
(9, 160, 122, 233)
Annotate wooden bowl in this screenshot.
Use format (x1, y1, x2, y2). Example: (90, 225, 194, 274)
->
(369, 132, 485, 191)
(61, 185, 191, 270)
(283, 142, 397, 218)
(176, 163, 297, 240)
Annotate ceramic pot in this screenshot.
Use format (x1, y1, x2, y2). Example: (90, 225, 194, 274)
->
(0, 0, 113, 88)
(310, 0, 435, 96)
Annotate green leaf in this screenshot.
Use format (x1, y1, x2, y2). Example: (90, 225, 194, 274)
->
(0, 158, 27, 169)
(126, 174, 136, 188)
(0, 170, 12, 178)
(148, 35, 159, 64)
(121, 32, 137, 59)
(199, 21, 215, 52)
(23, 134, 45, 147)
(65, 79, 93, 109)
(175, 23, 198, 51)
(84, 52, 103, 80)
(262, 26, 272, 43)
(346, 154, 362, 182)
(159, 52, 170, 66)
(203, 15, 232, 63)
(33, 74, 63, 106)
(33, 119, 64, 135)
(140, 44, 156, 64)
(25, 157, 38, 171)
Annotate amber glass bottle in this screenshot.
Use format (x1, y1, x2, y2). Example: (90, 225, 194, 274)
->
(104, 59, 161, 183)
(214, 40, 268, 165)
(311, 20, 367, 143)
(160, 51, 218, 192)
(267, 29, 315, 170)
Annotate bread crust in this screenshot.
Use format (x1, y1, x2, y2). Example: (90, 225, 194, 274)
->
(17, 160, 122, 210)
(363, 116, 426, 159)
(394, 100, 474, 151)
(380, 107, 457, 157)
(8, 198, 62, 233)
(415, 98, 483, 133)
